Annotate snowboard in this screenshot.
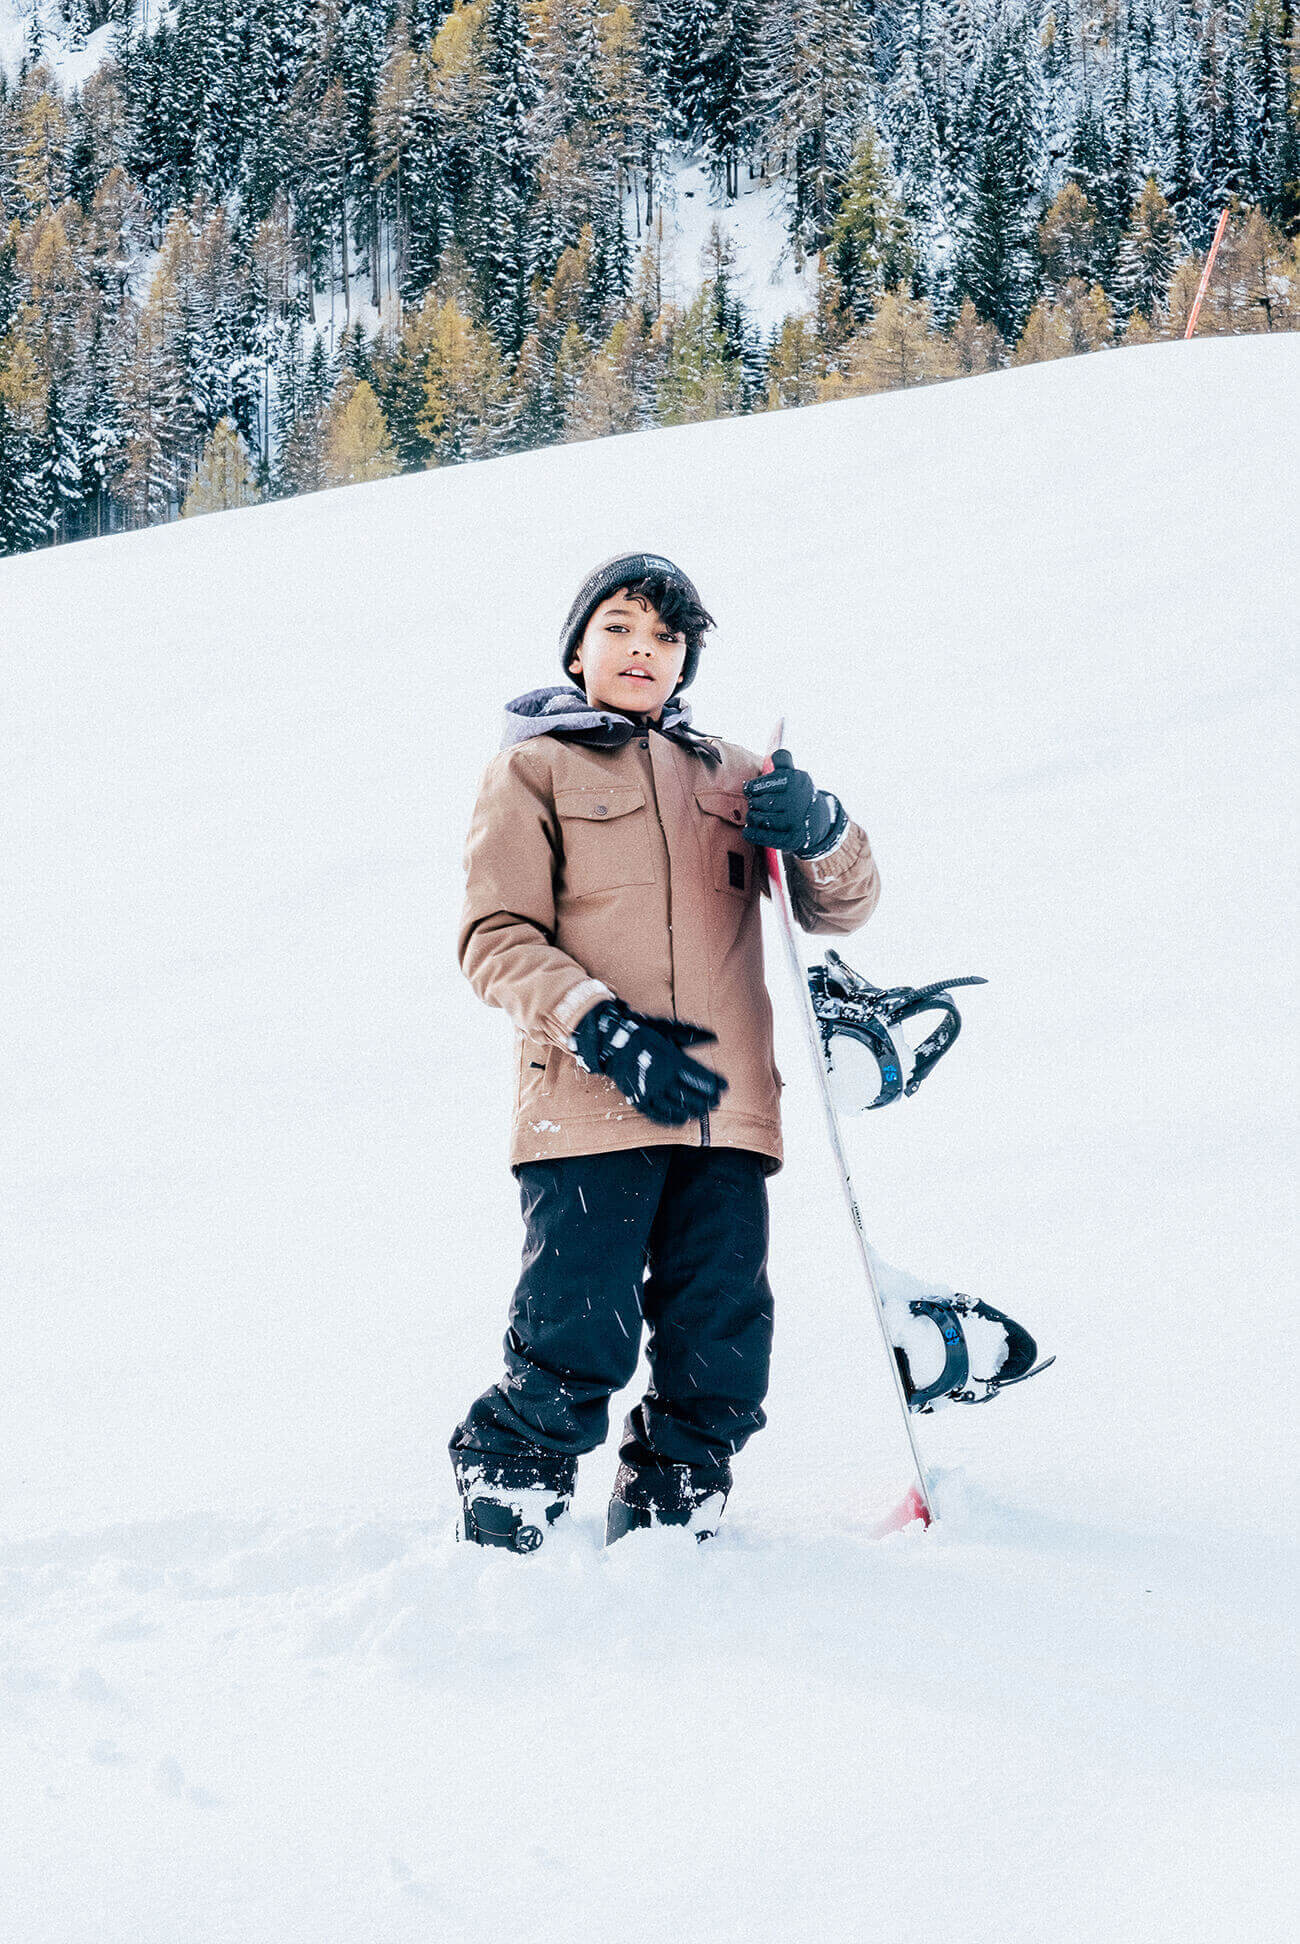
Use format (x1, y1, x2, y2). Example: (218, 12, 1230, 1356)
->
(762, 727, 935, 1535)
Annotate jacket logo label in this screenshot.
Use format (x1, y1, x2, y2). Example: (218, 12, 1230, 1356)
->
(728, 850, 747, 889)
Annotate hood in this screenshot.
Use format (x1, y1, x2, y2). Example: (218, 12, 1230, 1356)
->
(501, 686, 719, 763)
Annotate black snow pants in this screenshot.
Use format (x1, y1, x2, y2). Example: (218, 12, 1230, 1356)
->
(449, 1145, 774, 1496)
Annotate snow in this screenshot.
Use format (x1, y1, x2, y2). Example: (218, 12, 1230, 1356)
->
(0, 0, 127, 90)
(630, 152, 815, 335)
(2, 335, 1297, 1940)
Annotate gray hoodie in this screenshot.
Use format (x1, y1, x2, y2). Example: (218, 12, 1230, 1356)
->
(500, 685, 721, 764)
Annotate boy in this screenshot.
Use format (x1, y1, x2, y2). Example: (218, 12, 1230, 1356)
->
(449, 552, 881, 1550)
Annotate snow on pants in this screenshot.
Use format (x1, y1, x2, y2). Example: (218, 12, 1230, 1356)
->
(449, 1144, 774, 1490)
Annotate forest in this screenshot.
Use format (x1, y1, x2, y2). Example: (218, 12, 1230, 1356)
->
(0, 0, 1296, 552)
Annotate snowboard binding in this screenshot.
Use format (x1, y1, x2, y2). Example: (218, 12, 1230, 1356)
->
(452, 1453, 575, 1553)
(604, 1460, 729, 1546)
(460, 1494, 569, 1552)
(807, 951, 988, 1110)
(891, 1294, 1056, 1413)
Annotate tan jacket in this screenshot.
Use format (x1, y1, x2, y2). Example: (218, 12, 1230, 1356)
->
(458, 725, 881, 1173)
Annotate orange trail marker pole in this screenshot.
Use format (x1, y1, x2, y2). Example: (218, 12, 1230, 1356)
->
(1184, 206, 1231, 340)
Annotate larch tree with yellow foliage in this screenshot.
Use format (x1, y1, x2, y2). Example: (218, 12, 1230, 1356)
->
(385, 288, 506, 466)
(1012, 299, 1074, 363)
(182, 418, 263, 516)
(1038, 182, 1101, 293)
(0, 325, 53, 553)
(12, 66, 70, 220)
(835, 287, 956, 396)
(322, 372, 399, 487)
(946, 297, 1006, 374)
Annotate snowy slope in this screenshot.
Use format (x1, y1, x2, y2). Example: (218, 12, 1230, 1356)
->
(1, 338, 1296, 1943)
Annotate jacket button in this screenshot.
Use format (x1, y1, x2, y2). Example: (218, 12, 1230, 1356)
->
(594, 804, 608, 816)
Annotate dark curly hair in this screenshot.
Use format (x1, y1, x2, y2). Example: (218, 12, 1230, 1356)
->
(566, 573, 716, 690)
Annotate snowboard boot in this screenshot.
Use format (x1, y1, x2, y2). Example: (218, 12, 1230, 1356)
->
(452, 1451, 576, 1554)
(605, 1459, 730, 1546)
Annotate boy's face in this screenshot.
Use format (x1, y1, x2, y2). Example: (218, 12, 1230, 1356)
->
(567, 590, 689, 720)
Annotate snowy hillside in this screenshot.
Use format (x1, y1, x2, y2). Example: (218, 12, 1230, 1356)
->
(2, 338, 1296, 1942)
(0, 0, 119, 89)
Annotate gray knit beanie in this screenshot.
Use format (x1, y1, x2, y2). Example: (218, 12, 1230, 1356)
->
(559, 552, 709, 692)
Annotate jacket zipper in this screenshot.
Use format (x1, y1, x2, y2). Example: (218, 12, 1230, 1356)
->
(645, 730, 708, 1150)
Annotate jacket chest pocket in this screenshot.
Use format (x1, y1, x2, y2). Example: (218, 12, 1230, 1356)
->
(555, 785, 656, 899)
(695, 789, 756, 898)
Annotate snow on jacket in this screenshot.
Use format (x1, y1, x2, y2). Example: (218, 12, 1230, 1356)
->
(458, 685, 882, 1173)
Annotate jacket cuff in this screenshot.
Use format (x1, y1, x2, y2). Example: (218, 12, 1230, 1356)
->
(553, 976, 615, 1044)
(791, 817, 867, 886)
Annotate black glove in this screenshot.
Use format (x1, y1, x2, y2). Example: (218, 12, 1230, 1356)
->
(742, 748, 846, 858)
(572, 1000, 729, 1127)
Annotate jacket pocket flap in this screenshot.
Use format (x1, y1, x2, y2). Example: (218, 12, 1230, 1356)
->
(695, 789, 747, 825)
(555, 786, 646, 821)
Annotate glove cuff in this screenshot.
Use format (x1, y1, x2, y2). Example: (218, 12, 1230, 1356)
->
(796, 791, 847, 860)
(571, 997, 628, 1075)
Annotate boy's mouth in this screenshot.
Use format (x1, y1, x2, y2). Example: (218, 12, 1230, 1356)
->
(619, 669, 655, 682)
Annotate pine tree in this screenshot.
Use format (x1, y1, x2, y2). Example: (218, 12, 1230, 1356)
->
(656, 278, 744, 422)
(1212, 204, 1295, 331)
(695, 0, 764, 201)
(1115, 176, 1179, 325)
(1162, 66, 1199, 241)
(1056, 275, 1112, 350)
(593, 0, 656, 227)
(756, 0, 876, 257)
(827, 127, 916, 324)
(882, 10, 952, 313)
(42, 375, 86, 539)
(1097, 32, 1141, 279)
(953, 5, 1045, 343)
(563, 308, 646, 438)
(114, 234, 199, 525)
(1120, 307, 1159, 345)
(12, 64, 71, 219)
(1194, 9, 1251, 244)
(1243, 0, 1300, 227)
(274, 396, 329, 495)
(472, 0, 543, 355)
(1065, 85, 1109, 225)
(698, 220, 752, 383)
(763, 312, 825, 407)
